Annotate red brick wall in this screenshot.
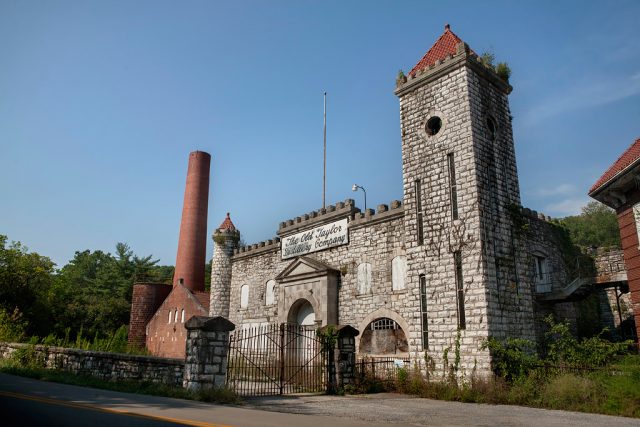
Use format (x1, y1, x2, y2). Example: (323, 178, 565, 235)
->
(145, 285, 209, 358)
(128, 283, 172, 347)
(617, 189, 640, 341)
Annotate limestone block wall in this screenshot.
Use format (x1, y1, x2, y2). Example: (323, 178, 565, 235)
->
(227, 200, 408, 355)
(0, 343, 184, 386)
(210, 236, 237, 318)
(398, 62, 493, 375)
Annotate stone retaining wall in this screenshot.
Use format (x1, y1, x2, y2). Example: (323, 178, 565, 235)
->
(0, 342, 184, 387)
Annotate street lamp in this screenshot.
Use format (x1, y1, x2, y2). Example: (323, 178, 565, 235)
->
(352, 184, 367, 211)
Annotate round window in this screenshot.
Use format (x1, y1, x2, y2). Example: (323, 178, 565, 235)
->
(426, 116, 442, 136)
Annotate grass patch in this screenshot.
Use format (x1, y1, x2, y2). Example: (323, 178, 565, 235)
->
(0, 361, 241, 405)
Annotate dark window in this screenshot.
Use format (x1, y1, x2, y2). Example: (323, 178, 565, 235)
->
(426, 116, 442, 136)
(415, 179, 424, 245)
(454, 251, 466, 329)
(419, 274, 428, 350)
(486, 116, 497, 141)
(447, 153, 459, 220)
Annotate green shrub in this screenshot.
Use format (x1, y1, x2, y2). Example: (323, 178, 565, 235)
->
(481, 336, 538, 382)
(544, 315, 631, 367)
(0, 307, 28, 342)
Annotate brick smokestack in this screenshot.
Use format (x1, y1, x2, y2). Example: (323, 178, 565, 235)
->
(174, 151, 211, 292)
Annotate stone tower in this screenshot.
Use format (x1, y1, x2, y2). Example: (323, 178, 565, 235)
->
(209, 213, 240, 318)
(174, 151, 211, 292)
(395, 25, 534, 374)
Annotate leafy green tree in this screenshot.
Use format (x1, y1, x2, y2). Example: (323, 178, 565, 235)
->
(0, 235, 55, 336)
(559, 201, 620, 249)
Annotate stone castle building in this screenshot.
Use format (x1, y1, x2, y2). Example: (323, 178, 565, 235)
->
(129, 26, 633, 372)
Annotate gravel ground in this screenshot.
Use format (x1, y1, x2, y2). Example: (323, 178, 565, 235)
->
(244, 393, 640, 427)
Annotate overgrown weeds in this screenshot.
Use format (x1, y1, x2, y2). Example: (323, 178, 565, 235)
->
(351, 317, 639, 418)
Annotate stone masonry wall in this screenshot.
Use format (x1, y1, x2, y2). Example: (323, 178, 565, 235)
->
(466, 60, 536, 344)
(227, 201, 408, 354)
(0, 342, 184, 386)
(398, 57, 492, 376)
(210, 236, 237, 318)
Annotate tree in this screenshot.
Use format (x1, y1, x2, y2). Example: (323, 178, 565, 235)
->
(0, 235, 55, 336)
(50, 243, 165, 339)
(559, 201, 620, 249)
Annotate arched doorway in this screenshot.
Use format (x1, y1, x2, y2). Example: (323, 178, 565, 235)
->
(286, 299, 317, 364)
(359, 317, 409, 357)
(287, 298, 316, 327)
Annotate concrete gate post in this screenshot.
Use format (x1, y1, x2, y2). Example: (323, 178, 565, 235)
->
(320, 325, 359, 393)
(183, 316, 235, 391)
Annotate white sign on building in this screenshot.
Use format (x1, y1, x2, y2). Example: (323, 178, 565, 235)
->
(281, 218, 348, 260)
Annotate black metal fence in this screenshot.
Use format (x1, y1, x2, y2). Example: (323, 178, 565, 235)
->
(355, 356, 411, 384)
(226, 323, 327, 396)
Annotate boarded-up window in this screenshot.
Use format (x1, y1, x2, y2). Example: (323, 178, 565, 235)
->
(240, 284, 249, 309)
(392, 256, 407, 291)
(357, 263, 372, 294)
(265, 280, 276, 305)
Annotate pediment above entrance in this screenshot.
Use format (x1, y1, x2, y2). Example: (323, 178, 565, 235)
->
(275, 256, 339, 284)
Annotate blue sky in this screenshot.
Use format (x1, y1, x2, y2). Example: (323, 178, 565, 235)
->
(1, 1, 639, 267)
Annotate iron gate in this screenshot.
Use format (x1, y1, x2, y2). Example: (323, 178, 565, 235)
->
(226, 323, 328, 396)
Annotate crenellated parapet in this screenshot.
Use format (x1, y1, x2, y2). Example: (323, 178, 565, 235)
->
(232, 237, 281, 259)
(349, 200, 404, 228)
(520, 206, 554, 223)
(231, 199, 404, 260)
(277, 199, 359, 237)
(396, 39, 512, 97)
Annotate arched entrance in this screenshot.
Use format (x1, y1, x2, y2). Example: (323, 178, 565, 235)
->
(287, 298, 317, 327)
(359, 317, 409, 357)
(286, 298, 317, 364)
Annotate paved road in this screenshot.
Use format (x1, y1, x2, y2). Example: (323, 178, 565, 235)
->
(1, 373, 639, 426)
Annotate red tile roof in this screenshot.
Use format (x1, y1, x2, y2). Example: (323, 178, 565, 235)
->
(409, 24, 465, 77)
(218, 212, 236, 232)
(589, 138, 640, 194)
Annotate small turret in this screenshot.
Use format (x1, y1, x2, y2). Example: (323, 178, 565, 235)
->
(209, 213, 240, 317)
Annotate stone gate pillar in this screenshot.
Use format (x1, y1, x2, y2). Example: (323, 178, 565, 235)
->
(183, 316, 235, 391)
(320, 325, 359, 393)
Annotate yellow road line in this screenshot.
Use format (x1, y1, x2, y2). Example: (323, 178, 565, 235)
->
(0, 390, 234, 427)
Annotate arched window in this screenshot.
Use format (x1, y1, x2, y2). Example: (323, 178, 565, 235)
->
(168, 310, 173, 324)
(360, 317, 409, 356)
(174, 309, 178, 323)
(392, 256, 407, 291)
(181, 309, 185, 323)
(357, 263, 372, 294)
(265, 280, 276, 305)
(240, 284, 249, 309)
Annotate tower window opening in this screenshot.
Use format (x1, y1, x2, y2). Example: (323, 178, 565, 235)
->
(486, 116, 497, 141)
(415, 179, 424, 245)
(454, 251, 466, 330)
(447, 153, 459, 220)
(420, 274, 428, 350)
(426, 116, 442, 136)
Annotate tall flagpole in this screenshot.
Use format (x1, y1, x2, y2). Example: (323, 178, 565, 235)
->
(323, 91, 327, 209)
